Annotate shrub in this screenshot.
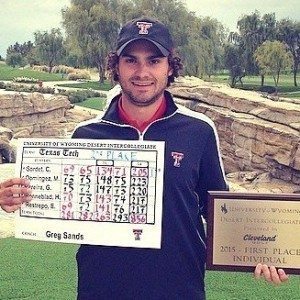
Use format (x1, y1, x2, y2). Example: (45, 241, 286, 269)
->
(36, 86, 55, 94)
(52, 65, 75, 74)
(67, 70, 91, 81)
(2, 82, 54, 94)
(66, 67, 77, 74)
(59, 89, 101, 104)
(68, 92, 85, 103)
(13, 77, 39, 83)
(32, 65, 50, 72)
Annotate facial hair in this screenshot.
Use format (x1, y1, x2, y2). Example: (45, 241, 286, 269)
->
(119, 75, 168, 107)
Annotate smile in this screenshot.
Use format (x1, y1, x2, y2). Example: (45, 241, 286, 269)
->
(132, 81, 154, 86)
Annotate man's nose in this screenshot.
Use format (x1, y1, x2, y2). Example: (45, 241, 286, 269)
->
(135, 61, 149, 76)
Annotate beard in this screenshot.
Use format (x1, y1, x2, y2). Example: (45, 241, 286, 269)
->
(121, 89, 162, 107)
(119, 76, 168, 107)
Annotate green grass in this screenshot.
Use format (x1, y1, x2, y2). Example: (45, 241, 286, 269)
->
(0, 238, 299, 300)
(206, 270, 299, 300)
(1, 61, 299, 99)
(0, 63, 65, 81)
(0, 238, 78, 300)
(75, 97, 107, 110)
(282, 92, 300, 98)
(57, 80, 113, 91)
(210, 74, 300, 99)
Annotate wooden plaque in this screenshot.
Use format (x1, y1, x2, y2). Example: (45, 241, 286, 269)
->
(207, 192, 300, 275)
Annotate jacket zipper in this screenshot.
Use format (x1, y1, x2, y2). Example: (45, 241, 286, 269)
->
(100, 110, 178, 141)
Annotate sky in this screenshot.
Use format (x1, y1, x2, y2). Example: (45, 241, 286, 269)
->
(0, 0, 299, 58)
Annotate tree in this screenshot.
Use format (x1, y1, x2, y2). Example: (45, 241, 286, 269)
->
(277, 19, 300, 86)
(179, 16, 224, 78)
(62, 0, 121, 82)
(229, 11, 277, 83)
(5, 41, 35, 67)
(199, 17, 226, 78)
(34, 28, 65, 72)
(133, 0, 226, 77)
(128, 0, 192, 47)
(224, 44, 244, 87)
(62, 0, 226, 80)
(254, 40, 293, 87)
(5, 52, 25, 68)
(21, 41, 37, 66)
(182, 38, 206, 77)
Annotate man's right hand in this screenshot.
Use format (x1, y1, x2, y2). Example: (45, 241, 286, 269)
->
(0, 178, 32, 212)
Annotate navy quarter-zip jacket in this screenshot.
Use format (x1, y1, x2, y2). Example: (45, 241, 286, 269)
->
(73, 91, 228, 299)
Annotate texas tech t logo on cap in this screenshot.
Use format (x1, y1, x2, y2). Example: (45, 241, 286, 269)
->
(136, 22, 153, 35)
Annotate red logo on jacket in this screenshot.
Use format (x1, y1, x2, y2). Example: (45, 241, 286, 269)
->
(171, 152, 184, 167)
(133, 229, 143, 240)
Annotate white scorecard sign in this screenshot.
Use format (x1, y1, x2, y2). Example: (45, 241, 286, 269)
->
(15, 138, 165, 249)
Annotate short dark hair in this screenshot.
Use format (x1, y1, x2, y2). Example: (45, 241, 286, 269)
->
(106, 50, 183, 87)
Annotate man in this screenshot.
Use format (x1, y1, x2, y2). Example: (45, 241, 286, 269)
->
(0, 16, 288, 299)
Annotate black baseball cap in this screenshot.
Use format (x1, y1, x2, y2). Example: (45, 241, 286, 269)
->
(116, 17, 173, 56)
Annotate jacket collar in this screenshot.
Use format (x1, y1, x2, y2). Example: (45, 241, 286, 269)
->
(102, 90, 178, 124)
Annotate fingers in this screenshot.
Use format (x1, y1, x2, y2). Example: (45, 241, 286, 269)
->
(254, 263, 288, 285)
(0, 192, 32, 206)
(254, 263, 272, 282)
(0, 178, 32, 211)
(1, 203, 22, 213)
(277, 268, 289, 283)
(0, 178, 30, 189)
(0, 186, 32, 198)
(269, 265, 281, 284)
(254, 263, 264, 279)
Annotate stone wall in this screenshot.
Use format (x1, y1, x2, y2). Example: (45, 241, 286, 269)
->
(169, 77, 300, 185)
(0, 91, 96, 162)
(0, 84, 299, 187)
(0, 92, 96, 137)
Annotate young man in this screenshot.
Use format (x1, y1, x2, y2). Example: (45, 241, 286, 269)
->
(72, 17, 288, 298)
(0, 16, 288, 299)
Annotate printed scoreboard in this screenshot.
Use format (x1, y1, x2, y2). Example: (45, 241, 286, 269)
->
(15, 139, 165, 248)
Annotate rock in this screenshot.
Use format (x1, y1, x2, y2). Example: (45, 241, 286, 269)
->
(170, 81, 300, 131)
(0, 93, 35, 117)
(0, 139, 16, 163)
(226, 170, 299, 193)
(0, 126, 13, 141)
(0, 81, 298, 190)
(65, 106, 98, 123)
(170, 78, 300, 185)
(0, 91, 95, 138)
(13, 128, 32, 138)
(28, 93, 71, 112)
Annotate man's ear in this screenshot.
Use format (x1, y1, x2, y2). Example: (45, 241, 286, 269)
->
(168, 66, 173, 77)
(116, 64, 120, 75)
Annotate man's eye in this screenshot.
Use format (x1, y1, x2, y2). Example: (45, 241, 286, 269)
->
(150, 59, 160, 65)
(125, 58, 135, 64)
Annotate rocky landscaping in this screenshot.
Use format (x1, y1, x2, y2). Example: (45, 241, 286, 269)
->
(1, 77, 299, 237)
(0, 91, 97, 162)
(168, 77, 300, 192)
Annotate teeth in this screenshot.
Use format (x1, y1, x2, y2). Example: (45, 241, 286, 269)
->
(133, 82, 153, 86)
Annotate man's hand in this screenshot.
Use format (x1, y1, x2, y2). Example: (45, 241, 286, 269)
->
(254, 263, 289, 285)
(0, 178, 32, 212)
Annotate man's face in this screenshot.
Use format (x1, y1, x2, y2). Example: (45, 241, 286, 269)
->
(117, 40, 173, 107)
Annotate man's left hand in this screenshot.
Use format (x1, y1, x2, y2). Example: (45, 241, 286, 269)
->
(254, 263, 289, 284)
